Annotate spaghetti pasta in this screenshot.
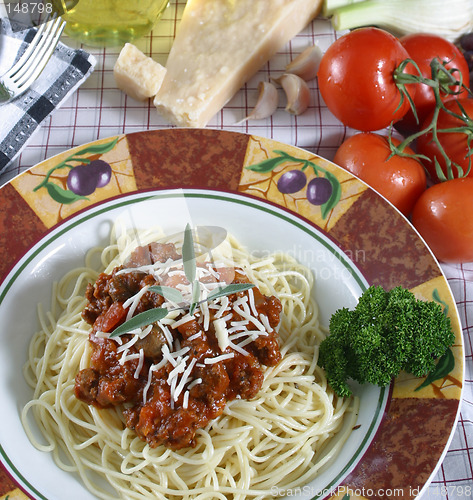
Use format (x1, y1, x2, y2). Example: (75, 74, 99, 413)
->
(21, 226, 358, 500)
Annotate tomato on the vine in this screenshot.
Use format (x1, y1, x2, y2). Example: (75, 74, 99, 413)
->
(317, 27, 417, 131)
(417, 98, 473, 182)
(395, 33, 470, 135)
(412, 178, 473, 263)
(333, 133, 426, 216)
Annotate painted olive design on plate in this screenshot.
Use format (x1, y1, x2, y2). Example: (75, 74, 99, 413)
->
(245, 150, 342, 219)
(67, 160, 112, 196)
(277, 169, 307, 194)
(306, 177, 333, 205)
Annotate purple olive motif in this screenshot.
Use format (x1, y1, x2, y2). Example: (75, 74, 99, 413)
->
(67, 160, 112, 196)
(67, 164, 98, 196)
(277, 169, 307, 194)
(90, 160, 112, 188)
(306, 177, 333, 205)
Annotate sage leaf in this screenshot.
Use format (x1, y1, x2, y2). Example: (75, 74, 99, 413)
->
(110, 308, 168, 338)
(183, 223, 196, 283)
(189, 280, 201, 316)
(148, 285, 184, 304)
(207, 283, 255, 301)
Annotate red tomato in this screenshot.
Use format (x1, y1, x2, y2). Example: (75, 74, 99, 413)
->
(317, 27, 417, 131)
(395, 33, 470, 135)
(94, 302, 127, 333)
(412, 178, 473, 263)
(333, 132, 426, 216)
(417, 98, 473, 182)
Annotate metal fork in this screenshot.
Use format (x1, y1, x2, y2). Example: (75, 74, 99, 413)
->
(0, 16, 66, 104)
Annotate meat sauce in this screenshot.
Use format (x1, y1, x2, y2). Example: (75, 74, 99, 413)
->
(75, 242, 282, 450)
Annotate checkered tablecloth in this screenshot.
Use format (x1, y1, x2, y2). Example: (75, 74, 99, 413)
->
(0, 1, 471, 498)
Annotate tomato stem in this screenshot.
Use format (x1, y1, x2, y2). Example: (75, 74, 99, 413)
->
(390, 56, 473, 181)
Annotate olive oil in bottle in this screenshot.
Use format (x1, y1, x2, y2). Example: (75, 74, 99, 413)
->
(53, 0, 169, 47)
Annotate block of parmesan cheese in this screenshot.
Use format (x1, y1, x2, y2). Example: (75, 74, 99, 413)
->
(114, 43, 167, 102)
(154, 0, 323, 127)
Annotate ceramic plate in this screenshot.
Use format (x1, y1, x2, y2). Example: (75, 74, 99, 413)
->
(0, 129, 464, 500)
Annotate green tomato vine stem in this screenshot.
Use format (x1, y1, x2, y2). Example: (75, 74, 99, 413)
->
(390, 57, 473, 181)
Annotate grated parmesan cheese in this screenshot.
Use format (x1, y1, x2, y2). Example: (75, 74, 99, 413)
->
(248, 288, 259, 318)
(199, 299, 210, 331)
(117, 334, 139, 353)
(214, 317, 230, 352)
(107, 256, 280, 409)
(142, 359, 167, 403)
(159, 323, 174, 346)
(259, 313, 271, 332)
(95, 331, 110, 339)
(167, 356, 188, 385)
(171, 313, 196, 329)
(173, 358, 197, 401)
(228, 340, 249, 356)
(236, 333, 259, 349)
(214, 295, 230, 318)
(123, 285, 150, 321)
(134, 349, 145, 378)
(232, 300, 266, 332)
(161, 344, 177, 368)
(187, 378, 202, 390)
(171, 346, 191, 358)
(187, 331, 202, 341)
(182, 390, 190, 409)
(204, 353, 235, 364)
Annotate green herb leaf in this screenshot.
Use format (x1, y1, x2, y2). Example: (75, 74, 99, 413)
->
(415, 347, 455, 391)
(44, 182, 88, 204)
(432, 288, 449, 316)
(110, 308, 168, 338)
(183, 223, 196, 283)
(245, 155, 289, 173)
(72, 137, 119, 158)
(148, 285, 184, 304)
(320, 171, 342, 219)
(189, 280, 201, 315)
(207, 283, 255, 301)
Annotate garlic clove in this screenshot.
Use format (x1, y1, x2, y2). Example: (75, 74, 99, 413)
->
(285, 44, 322, 81)
(237, 81, 279, 123)
(275, 74, 311, 116)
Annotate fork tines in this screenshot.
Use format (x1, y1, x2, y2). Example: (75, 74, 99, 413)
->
(0, 15, 66, 103)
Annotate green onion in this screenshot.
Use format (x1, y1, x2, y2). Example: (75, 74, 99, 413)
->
(323, 0, 363, 16)
(326, 0, 473, 42)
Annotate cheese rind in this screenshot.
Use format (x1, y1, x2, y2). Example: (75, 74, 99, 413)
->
(154, 0, 323, 127)
(114, 43, 167, 102)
